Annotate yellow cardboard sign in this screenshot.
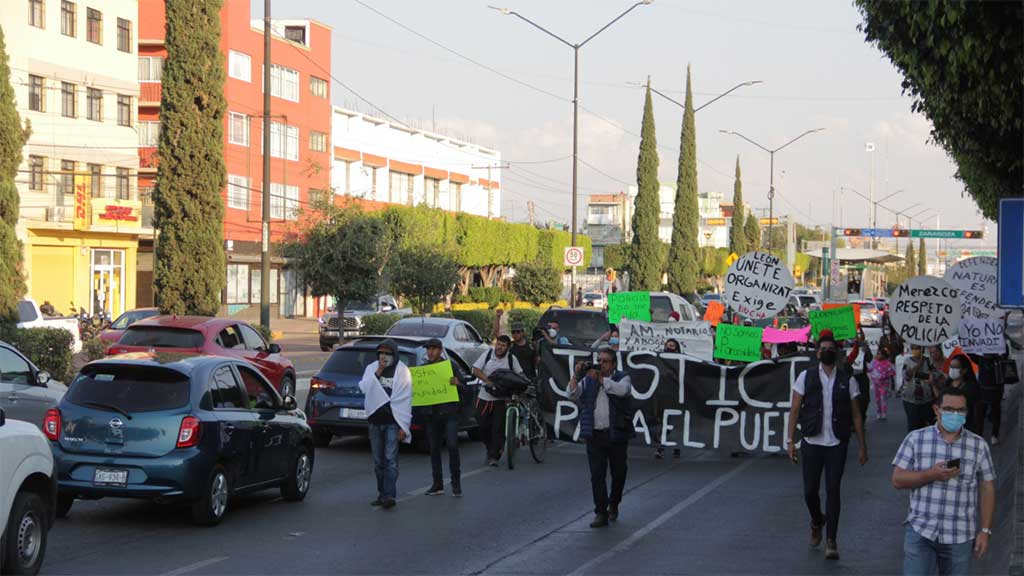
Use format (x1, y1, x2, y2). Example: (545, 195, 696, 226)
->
(410, 361, 459, 407)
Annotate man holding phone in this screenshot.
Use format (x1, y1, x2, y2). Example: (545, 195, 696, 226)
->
(893, 387, 996, 575)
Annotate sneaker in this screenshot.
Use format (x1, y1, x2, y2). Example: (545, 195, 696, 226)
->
(425, 485, 444, 496)
(992, 436, 1000, 446)
(810, 522, 823, 548)
(654, 448, 664, 460)
(487, 459, 499, 467)
(589, 513, 609, 528)
(825, 540, 839, 560)
(673, 448, 681, 459)
(371, 498, 383, 507)
(608, 504, 619, 522)
(381, 498, 396, 509)
(452, 485, 462, 498)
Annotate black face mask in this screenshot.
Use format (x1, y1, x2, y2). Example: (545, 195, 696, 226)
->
(819, 349, 838, 366)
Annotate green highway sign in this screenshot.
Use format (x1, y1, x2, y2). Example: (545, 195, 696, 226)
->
(910, 229, 983, 239)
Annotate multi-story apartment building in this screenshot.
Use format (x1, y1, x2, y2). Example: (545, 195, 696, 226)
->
(5, 0, 144, 319)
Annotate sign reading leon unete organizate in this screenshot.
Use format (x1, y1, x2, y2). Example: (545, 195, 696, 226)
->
(944, 256, 1005, 319)
(724, 251, 795, 320)
(890, 276, 962, 346)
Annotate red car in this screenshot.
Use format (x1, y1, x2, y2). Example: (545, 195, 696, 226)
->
(106, 316, 297, 397)
(97, 307, 161, 344)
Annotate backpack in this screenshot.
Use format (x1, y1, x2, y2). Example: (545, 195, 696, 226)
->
(484, 348, 514, 370)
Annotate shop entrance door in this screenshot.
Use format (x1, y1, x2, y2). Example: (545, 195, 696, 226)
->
(90, 249, 125, 318)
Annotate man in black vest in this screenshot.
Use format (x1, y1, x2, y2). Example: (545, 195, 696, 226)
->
(786, 330, 869, 560)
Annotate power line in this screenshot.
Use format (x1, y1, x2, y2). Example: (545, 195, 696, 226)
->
(578, 157, 631, 186)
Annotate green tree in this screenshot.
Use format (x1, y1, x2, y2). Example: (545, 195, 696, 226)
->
(513, 258, 563, 306)
(918, 237, 928, 276)
(153, 0, 227, 316)
(744, 212, 761, 252)
(666, 65, 700, 294)
(629, 82, 662, 291)
(0, 26, 28, 324)
(904, 240, 916, 277)
(854, 1, 1022, 220)
(391, 245, 460, 315)
(729, 156, 746, 256)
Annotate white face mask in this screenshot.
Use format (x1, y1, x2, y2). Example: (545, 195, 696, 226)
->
(379, 353, 394, 368)
(949, 367, 962, 380)
(547, 328, 557, 338)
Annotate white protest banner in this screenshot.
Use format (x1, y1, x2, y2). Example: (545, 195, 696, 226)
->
(619, 320, 714, 361)
(890, 276, 962, 346)
(957, 317, 1006, 355)
(724, 251, 795, 320)
(943, 257, 1006, 319)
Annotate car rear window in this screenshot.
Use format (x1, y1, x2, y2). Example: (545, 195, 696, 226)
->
(67, 364, 190, 412)
(321, 349, 418, 375)
(387, 322, 448, 338)
(111, 309, 159, 330)
(542, 312, 608, 344)
(119, 326, 204, 348)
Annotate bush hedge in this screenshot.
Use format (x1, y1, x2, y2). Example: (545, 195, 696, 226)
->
(1, 326, 75, 383)
(467, 287, 515, 309)
(361, 313, 403, 336)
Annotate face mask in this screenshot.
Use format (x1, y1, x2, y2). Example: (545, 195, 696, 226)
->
(608, 337, 620, 346)
(819, 349, 837, 366)
(940, 411, 966, 433)
(379, 353, 394, 368)
(548, 328, 557, 338)
(949, 368, 962, 380)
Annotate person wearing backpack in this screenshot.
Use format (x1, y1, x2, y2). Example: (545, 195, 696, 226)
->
(569, 347, 633, 528)
(472, 335, 524, 467)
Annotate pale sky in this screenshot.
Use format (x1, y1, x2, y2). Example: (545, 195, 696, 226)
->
(252, 0, 995, 242)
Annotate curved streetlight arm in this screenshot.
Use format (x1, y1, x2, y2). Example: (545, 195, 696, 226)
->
(695, 80, 763, 112)
(773, 128, 825, 153)
(649, 86, 684, 109)
(876, 188, 903, 204)
(489, 7, 573, 48)
(580, 1, 651, 47)
(719, 130, 772, 154)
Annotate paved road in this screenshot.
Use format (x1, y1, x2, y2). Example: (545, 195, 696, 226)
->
(276, 334, 332, 377)
(40, 356, 1020, 575)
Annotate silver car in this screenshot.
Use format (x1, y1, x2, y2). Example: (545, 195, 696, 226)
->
(385, 317, 490, 366)
(0, 341, 66, 429)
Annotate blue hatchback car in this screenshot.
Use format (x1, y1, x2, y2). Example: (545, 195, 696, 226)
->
(46, 353, 313, 526)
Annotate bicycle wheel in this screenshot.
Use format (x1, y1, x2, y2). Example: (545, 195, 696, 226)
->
(505, 405, 518, 470)
(528, 404, 548, 463)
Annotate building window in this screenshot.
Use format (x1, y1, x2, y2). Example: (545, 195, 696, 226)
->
(86, 88, 102, 121)
(309, 130, 327, 152)
(284, 25, 305, 44)
(138, 57, 163, 82)
(61, 82, 75, 118)
(61, 160, 75, 197)
(86, 7, 101, 44)
(138, 121, 159, 146)
(226, 264, 250, 304)
(371, 168, 378, 197)
(60, 1, 76, 37)
(310, 76, 328, 98)
(336, 160, 350, 194)
(29, 0, 44, 28)
(227, 175, 249, 210)
(116, 17, 131, 53)
(268, 64, 299, 102)
(389, 171, 414, 206)
(425, 177, 440, 208)
(88, 163, 102, 197)
(270, 183, 298, 220)
(117, 95, 130, 126)
(228, 50, 251, 82)
(227, 112, 248, 146)
(28, 75, 44, 112)
(29, 156, 44, 191)
(451, 182, 462, 212)
(269, 122, 298, 161)
(116, 167, 130, 200)
(309, 188, 329, 206)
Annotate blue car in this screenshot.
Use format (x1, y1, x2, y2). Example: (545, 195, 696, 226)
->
(46, 353, 313, 526)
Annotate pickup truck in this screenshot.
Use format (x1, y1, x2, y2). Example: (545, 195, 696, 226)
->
(0, 408, 56, 575)
(16, 299, 82, 354)
(318, 295, 412, 351)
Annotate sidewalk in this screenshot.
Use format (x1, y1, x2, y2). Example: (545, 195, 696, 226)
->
(268, 317, 319, 339)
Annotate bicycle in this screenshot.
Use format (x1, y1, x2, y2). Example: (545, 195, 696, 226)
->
(504, 387, 548, 470)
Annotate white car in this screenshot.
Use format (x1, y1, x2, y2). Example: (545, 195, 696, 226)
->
(0, 408, 56, 574)
(16, 299, 82, 354)
(581, 292, 606, 308)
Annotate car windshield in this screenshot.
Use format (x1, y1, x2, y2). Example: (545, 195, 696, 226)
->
(119, 326, 205, 348)
(797, 296, 817, 307)
(387, 322, 448, 338)
(67, 364, 190, 412)
(583, 293, 602, 300)
(703, 294, 721, 301)
(321, 349, 419, 375)
(545, 312, 608, 343)
(345, 301, 375, 312)
(110, 310, 158, 330)
(17, 301, 38, 322)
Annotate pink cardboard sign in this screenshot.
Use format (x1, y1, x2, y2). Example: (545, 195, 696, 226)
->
(762, 325, 811, 344)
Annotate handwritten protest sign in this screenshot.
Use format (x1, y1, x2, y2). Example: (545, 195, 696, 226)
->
(762, 325, 811, 344)
(619, 320, 713, 360)
(809, 305, 857, 341)
(823, 302, 861, 327)
(890, 276, 962, 346)
(704, 300, 726, 326)
(410, 361, 459, 407)
(607, 291, 651, 322)
(944, 257, 1005, 319)
(724, 251, 794, 320)
(713, 323, 763, 362)
(957, 317, 1006, 355)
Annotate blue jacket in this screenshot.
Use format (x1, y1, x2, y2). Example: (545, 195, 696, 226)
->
(576, 370, 632, 443)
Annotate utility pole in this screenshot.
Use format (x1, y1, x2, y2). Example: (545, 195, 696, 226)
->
(867, 141, 876, 249)
(259, 0, 271, 330)
(471, 162, 508, 219)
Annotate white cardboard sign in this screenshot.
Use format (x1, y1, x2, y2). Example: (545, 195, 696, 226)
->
(943, 257, 1005, 319)
(890, 276, 962, 346)
(957, 317, 1006, 355)
(619, 320, 714, 361)
(724, 251, 795, 320)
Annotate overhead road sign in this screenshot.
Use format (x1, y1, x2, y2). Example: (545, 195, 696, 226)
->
(998, 198, 1023, 308)
(910, 229, 983, 239)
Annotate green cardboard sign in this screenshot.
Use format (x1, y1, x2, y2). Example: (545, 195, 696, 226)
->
(713, 323, 763, 362)
(607, 291, 651, 322)
(808, 305, 857, 341)
(410, 361, 459, 407)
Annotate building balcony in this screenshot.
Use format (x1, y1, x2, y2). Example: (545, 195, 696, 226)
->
(586, 214, 620, 226)
(139, 147, 159, 171)
(139, 83, 162, 106)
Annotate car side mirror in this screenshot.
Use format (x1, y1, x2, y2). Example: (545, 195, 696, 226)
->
(36, 371, 50, 386)
(282, 395, 297, 411)
(268, 343, 281, 354)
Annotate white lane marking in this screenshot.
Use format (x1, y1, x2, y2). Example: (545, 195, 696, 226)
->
(566, 459, 755, 576)
(297, 369, 318, 377)
(160, 556, 229, 576)
(297, 377, 311, 390)
(396, 465, 493, 503)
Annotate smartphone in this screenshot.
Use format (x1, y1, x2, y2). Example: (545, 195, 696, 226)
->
(947, 458, 961, 469)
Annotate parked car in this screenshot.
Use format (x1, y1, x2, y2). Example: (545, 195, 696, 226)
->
(106, 316, 297, 397)
(318, 295, 412, 351)
(97, 308, 161, 344)
(0, 408, 57, 574)
(305, 337, 479, 450)
(48, 355, 312, 526)
(791, 293, 821, 311)
(748, 303, 809, 329)
(854, 300, 883, 327)
(17, 299, 82, 353)
(534, 307, 609, 347)
(700, 293, 722, 305)
(581, 292, 606, 309)
(649, 292, 701, 322)
(0, 341, 67, 430)
(386, 317, 489, 366)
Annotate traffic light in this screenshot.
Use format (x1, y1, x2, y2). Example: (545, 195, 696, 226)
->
(842, 228, 862, 237)
(963, 230, 984, 239)
(891, 228, 909, 237)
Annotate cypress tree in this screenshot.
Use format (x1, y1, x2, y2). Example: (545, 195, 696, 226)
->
(729, 156, 746, 255)
(918, 237, 927, 276)
(629, 81, 662, 291)
(153, 0, 227, 316)
(0, 26, 28, 324)
(745, 211, 761, 251)
(666, 65, 700, 294)
(904, 240, 916, 277)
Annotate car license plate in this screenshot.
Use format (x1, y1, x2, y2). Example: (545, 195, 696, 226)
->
(341, 408, 366, 419)
(93, 468, 128, 487)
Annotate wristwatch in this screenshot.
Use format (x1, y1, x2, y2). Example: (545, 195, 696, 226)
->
(981, 528, 993, 536)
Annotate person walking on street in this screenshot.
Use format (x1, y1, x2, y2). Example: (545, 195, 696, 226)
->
(903, 345, 936, 432)
(786, 332, 869, 560)
(472, 335, 525, 466)
(421, 339, 472, 497)
(509, 322, 538, 382)
(569, 348, 633, 528)
(943, 353, 980, 435)
(868, 347, 896, 421)
(893, 387, 995, 576)
(359, 339, 413, 509)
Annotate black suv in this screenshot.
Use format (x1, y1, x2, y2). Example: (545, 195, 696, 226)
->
(534, 307, 609, 347)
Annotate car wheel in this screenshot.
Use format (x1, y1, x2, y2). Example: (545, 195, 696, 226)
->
(281, 446, 313, 502)
(312, 429, 332, 448)
(279, 374, 295, 398)
(55, 494, 74, 519)
(2, 491, 49, 575)
(191, 466, 229, 527)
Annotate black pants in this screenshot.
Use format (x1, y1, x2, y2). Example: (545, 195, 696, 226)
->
(976, 390, 1003, 438)
(587, 429, 628, 515)
(801, 441, 849, 541)
(476, 399, 506, 461)
(903, 401, 934, 432)
(427, 413, 461, 487)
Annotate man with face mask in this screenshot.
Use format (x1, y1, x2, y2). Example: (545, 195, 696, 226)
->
(893, 387, 995, 575)
(787, 331, 868, 560)
(359, 339, 413, 509)
(421, 339, 473, 497)
(473, 335, 524, 466)
(542, 321, 571, 346)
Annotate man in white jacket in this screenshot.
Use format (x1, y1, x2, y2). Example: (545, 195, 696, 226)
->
(359, 339, 413, 509)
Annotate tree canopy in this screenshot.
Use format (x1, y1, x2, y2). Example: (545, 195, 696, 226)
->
(0, 25, 27, 324)
(629, 83, 663, 291)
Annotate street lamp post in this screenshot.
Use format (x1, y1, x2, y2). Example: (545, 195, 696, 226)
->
(647, 80, 763, 113)
(719, 128, 825, 251)
(490, 2, 652, 304)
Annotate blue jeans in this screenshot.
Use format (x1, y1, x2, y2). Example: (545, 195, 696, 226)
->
(903, 526, 973, 576)
(369, 423, 400, 500)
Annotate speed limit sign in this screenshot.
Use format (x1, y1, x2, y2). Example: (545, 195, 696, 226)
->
(563, 246, 584, 267)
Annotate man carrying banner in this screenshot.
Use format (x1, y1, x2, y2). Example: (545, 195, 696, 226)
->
(421, 339, 473, 497)
(787, 330, 868, 560)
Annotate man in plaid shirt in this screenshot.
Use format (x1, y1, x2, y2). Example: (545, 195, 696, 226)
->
(892, 387, 996, 575)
